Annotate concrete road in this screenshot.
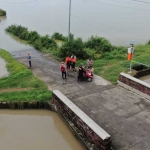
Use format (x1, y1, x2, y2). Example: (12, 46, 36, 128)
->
(11, 49, 150, 150)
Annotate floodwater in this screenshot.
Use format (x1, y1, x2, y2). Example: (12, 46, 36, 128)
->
(0, 0, 150, 52)
(0, 110, 85, 150)
(139, 75, 150, 84)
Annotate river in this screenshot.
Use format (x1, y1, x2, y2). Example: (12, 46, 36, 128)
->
(0, 110, 85, 150)
(0, 0, 150, 52)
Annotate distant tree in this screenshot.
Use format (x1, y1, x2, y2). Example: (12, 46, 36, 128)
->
(84, 36, 113, 53)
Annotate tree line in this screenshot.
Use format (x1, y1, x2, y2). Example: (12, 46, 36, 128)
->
(6, 24, 127, 60)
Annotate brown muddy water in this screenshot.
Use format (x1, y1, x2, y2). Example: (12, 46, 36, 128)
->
(0, 109, 85, 150)
(138, 75, 150, 84)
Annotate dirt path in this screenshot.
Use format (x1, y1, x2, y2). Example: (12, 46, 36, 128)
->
(0, 88, 30, 93)
(11, 49, 150, 150)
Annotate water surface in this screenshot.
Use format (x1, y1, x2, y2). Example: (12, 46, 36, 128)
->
(0, 110, 85, 150)
(0, 0, 150, 52)
(139, 75, 150, 84)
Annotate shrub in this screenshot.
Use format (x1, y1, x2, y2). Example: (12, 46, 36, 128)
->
(84, 36, 113, 53)
(84, 48, 97, 59)
(51, 32, 67, 42)
(0, 9, 6, 16)
(6, 25, 57, 52)
(28, 31, 40, 44)
(147, 40, 150, 45)
(59, 38, 88, 59)
(33, 35, 56, 50)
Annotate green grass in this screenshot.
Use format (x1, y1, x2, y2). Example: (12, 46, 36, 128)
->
(0, 49, 52, 102)
(0, 90, 52, 101)
(76, 44, 150, 84)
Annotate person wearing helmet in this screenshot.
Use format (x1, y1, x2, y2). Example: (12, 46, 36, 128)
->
(70, 55, 76, 71)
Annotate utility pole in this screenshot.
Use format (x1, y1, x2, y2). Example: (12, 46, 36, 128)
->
(68, 0, 71, 42)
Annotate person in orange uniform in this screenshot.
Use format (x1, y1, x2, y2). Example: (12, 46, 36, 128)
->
(65, 55, 71, 70)
(70, 55, 76, 71)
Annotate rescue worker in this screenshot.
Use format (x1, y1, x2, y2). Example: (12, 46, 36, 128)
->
(70, 55, 76, 71)
(65, 55, 71, 70)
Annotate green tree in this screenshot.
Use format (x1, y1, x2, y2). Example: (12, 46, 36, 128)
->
(85, 36, 113, 53)
(59, 38, 87, 59)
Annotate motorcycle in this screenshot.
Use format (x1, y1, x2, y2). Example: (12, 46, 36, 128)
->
(78, 68, 93, 82)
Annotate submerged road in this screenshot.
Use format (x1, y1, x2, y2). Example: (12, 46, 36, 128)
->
(11, 49, 150, 150)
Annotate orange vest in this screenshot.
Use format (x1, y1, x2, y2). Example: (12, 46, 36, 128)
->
(65, 57, 71, 63)
(71, 58, 76, 63)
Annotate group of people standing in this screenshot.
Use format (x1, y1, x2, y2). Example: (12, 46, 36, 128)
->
(60, 54, 77, 79)
(60, 54, 93, 80)
(65, 54, 77, 71)
(26, 52, 93, 81)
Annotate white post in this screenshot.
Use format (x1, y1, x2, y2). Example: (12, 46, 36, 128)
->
(128, 45, 134, 73)
(129, 60, 132, 73)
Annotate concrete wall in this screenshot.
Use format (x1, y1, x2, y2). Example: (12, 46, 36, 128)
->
(118, 72, 150, 99)
(52, 90, 112, 150)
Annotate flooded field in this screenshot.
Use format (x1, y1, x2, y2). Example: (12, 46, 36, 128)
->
(0, 0, 150, 52)
(0, 110, 85, 150)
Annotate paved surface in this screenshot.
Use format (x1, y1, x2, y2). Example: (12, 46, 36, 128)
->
(11, 49, 150, 150)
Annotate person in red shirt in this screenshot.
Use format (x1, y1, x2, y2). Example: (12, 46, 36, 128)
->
(60, 62, 67, 79)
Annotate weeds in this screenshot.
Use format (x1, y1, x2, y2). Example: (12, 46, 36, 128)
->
(0, 50, 51, 103)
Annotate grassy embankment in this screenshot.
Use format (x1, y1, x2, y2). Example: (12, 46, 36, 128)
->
(0, 9, 6, 16)
(5, 25, 150, 84)
(0, 50, 52, 106)
(76, 44, 150, 82)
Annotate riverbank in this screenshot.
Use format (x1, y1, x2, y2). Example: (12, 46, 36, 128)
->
(5, 24, 150, 84)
